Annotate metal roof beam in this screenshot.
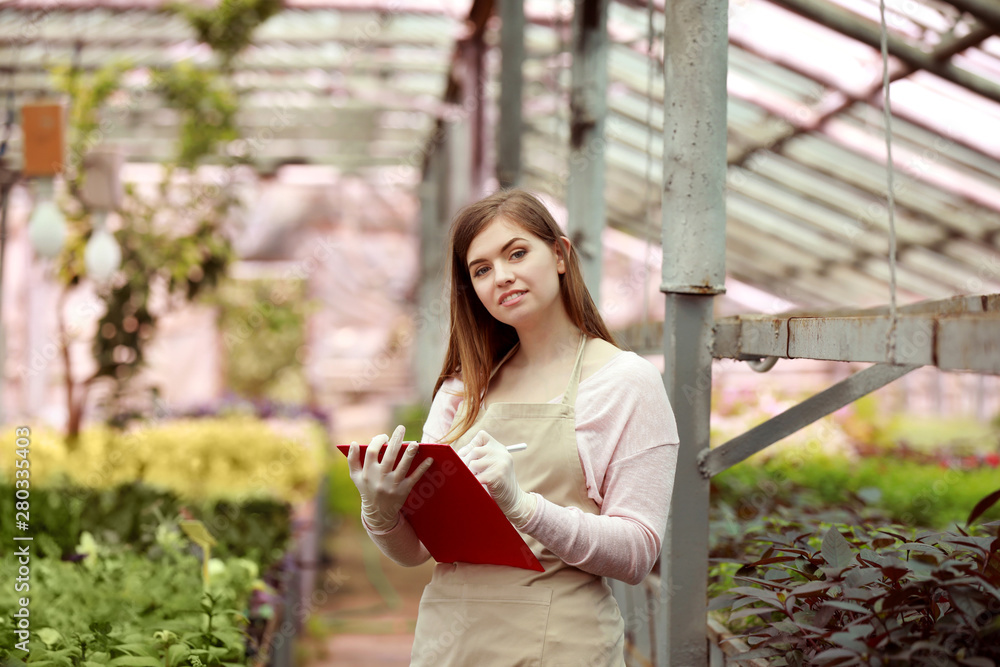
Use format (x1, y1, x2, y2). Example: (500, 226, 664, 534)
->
(728, 37, 1000, 166)
(938, 0, 1000, 30)
(768, 0, 1000, 105)
(712, 293, 1000, 374)
(1, 0, 459, 13)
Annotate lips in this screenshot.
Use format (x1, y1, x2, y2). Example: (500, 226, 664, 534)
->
(499, 290, 527, 306)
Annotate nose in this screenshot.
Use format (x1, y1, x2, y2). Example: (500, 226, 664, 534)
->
(494, 262, 514, 286)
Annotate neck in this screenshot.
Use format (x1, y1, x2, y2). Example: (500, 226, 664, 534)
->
(512, 311, 582, 368)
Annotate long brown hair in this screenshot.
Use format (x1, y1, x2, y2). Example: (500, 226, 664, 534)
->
(432, 188, 617, 442)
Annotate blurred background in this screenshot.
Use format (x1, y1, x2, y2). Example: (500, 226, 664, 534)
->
(1, 0, 999, 665)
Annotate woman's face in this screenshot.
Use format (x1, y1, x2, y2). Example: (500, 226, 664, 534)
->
(465, 216, 567, 330)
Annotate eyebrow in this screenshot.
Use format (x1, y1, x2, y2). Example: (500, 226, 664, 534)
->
(467, 237, 528, 270)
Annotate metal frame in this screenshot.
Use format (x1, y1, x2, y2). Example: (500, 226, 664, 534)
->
(699, 362, 917, 478)
(497, 0, 525, 188)
(567, 0, 610, 299)
(712, 296, 1000, 374)
(656, 1, 729, 664)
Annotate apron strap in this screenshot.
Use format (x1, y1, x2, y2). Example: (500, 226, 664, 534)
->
(561, 334, 588, 407)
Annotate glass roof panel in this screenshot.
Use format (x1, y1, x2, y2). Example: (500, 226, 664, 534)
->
(730, 0, 885, 96)
(3, 0, 999, 311)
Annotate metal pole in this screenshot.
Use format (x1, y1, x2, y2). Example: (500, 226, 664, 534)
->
(415, 137, 450, 406)
(566, 0, 608, 301)
(497, 0, 524, 189)
(659, 0, 728, 664)
(461, 36, 487, 197)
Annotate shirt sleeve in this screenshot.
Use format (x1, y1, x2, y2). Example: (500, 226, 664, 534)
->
(520, 354, 679, 585)
(362, 377, 465, 567)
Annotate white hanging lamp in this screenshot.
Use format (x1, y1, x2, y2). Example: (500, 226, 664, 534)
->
(84, 211, 121, 282)
(27, 178, 66, 258)
(80, 148, 124, 282)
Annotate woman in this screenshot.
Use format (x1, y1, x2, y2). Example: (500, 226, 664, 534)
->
(347, 188, 678, 666)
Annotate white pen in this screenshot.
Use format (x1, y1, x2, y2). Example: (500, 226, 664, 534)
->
(506, 442, 528, 453)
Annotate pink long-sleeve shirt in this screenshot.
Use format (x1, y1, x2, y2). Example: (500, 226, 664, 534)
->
(364, 350, 680, 585)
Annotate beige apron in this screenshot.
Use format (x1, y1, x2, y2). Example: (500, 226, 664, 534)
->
(410, 335, 625, 667)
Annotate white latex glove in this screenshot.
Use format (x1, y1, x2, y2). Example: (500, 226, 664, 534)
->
(347, 424, 434, 532)
(458, 430, 537, 529)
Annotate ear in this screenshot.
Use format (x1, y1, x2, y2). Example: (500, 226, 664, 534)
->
(555, 236, 571, 274)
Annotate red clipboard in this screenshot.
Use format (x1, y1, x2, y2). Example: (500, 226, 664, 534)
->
(336, 443, 543, 572)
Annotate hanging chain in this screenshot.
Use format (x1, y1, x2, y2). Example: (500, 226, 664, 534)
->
(879, 0, 899, 362)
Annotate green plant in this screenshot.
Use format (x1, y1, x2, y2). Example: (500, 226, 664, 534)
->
(47, 59, 237, 443)
(713, 489, 1000, 665)
(208, 277, 312, 403)
(713, 454, 1000, 531)
(41, 0, 284, 442)
(327, 455, 361, 522)
(392, 403, 432, 443)
(0, 417, 327, 505)
(0, 534, 256, 665)
(167, 0, 283, 68)
(153, 63, 240, 167)
(0, 481, 291, 573)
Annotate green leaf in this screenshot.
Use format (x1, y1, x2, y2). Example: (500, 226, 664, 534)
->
(949, 586, 988, 620)
(828, 631, 869, 655)
(841, 623, 875, 640)
(844, 567, 882, 589)
(789, 580, 835, 598)
(810, 647, 859, 660)
(728, 586, 783, 604)
(111, 643, 157, 656)
(167, 643, 190, 667)
(728, 606, 779, 621)
(900, 542, 944, 555)
(108, 657, 164, 667)
(823, 600, 871, 615)
(36, 628, 64, 648)
(708, 594, 737, 611)
(822, 527, 854, 569)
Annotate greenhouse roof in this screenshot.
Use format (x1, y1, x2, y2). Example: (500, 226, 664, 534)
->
(2, 0, 999, 309)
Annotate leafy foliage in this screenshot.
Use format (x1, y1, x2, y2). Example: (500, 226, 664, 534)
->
(713, 454, 1000, 531)
(47, 61, 238, 439)
(0, 538, 258, 666)
(0, 481, 291, 570)
(44, 0, 284, 439)
(154, 63, 241, 167)
(167, 0, 283, 66)
(207, 277, 312, 403)
(713, 489, 1000, 666)
(0, 417, 326, 505)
